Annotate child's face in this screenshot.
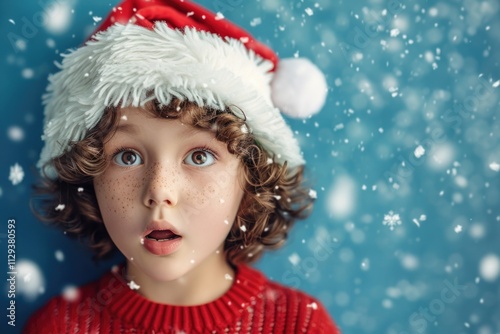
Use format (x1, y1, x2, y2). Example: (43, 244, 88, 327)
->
(93, 106, 244, 282)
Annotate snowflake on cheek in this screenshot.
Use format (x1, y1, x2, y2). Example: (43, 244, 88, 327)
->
(9, 163, 24, 185)
(383, 211, 402, 231)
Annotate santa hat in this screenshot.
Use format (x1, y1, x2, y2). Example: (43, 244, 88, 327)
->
(38, 0, 328, 178)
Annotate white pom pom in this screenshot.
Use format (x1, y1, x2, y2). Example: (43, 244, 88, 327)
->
(271, 58, 328, 118)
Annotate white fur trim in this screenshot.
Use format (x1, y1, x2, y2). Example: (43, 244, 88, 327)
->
(38, 23, 304, 178)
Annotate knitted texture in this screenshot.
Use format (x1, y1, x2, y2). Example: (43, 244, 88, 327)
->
(23, 265, 340, 334)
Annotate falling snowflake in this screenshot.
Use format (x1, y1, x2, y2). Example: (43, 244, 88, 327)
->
(22, 68, 34, 79)
(308, 189, 317, 199)
(454, 225, 463, 233)
(224, 273, 233, 281)
(383, 211, 402, 231)
(46, 38, 55, 48)
(215, 12, 224, 20)
(288, 253, 301, 266)
(489, 162, 500, 172)
(414, 145, 426, 158)
(306, 302, 318, 310)
(360, 258, 370, 271)
(390, 28, 400, 37)
(55, 204, 66, 211)
(55, 250, 65, 262)
(7, 126, 24, 141)
(62, 285, 79, 302)
(9, 163, 24, 185)
(127, 280, 140, 290)
(250, 17, 262, 27)
(412, 214, 426, 227)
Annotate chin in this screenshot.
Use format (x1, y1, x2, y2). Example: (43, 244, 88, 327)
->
(136, 256, 196, 282)
(148, 267, 189, 282)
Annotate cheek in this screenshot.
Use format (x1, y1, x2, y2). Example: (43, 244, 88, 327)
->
(203, 169, 241, 203)
(215, 170, 244, 214)
(187, 174, 243, 227)
(94, 173, 142, 223)
(179, 175, 219, 214)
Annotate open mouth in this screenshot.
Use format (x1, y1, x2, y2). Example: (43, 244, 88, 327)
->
(145, 230, 181, 242)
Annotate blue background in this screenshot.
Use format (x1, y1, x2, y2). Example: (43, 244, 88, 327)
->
(1, 0, 500, 333)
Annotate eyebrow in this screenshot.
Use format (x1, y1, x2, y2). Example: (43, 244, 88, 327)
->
(182, 125, 205, 137)
(115, 123, 138, 134)
(170, 120, 212, 138)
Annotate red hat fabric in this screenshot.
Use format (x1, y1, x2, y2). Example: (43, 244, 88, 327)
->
(92, 0, 278, 68)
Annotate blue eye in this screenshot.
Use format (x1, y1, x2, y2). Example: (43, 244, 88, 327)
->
(184, 149, 216, 167)
(113, 150, 143, 166)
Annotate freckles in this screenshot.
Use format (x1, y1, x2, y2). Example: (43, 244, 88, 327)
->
(146, 162, 177, 190)
(120, 174, 140, 219)
(185, 173, 236, 213)
(100, 173, 141, 221)
(204, 184, 217, 197)
(184, 184, 206, 208)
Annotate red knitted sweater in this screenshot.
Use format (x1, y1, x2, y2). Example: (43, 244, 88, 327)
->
(23, 265, 340, 333)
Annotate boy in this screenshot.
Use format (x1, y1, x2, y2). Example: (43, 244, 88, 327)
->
(25, 0, 337, 333)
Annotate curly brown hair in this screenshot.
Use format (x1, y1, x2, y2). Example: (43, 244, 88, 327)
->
(33, 99, 314, 264)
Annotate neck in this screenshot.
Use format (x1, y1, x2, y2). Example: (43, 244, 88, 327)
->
(125, 251, 235, 306)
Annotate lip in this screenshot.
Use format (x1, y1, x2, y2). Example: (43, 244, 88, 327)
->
(143, 236, 182, 256)
(142, 220, 182, 256)
(143, 220, 181, 238)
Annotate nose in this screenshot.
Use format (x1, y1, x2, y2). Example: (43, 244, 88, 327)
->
(143, 162, 179, 208)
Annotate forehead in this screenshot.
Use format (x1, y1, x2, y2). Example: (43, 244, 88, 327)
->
(117, 100, 216, 124)
(111, 106, 227, 153)
(116, 105, 199, 134)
